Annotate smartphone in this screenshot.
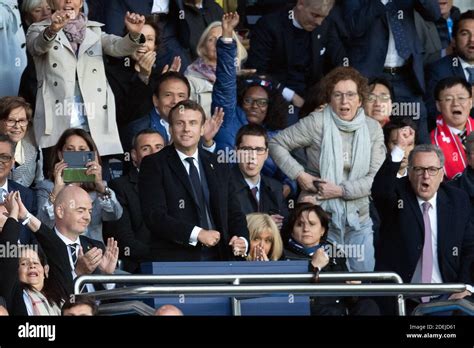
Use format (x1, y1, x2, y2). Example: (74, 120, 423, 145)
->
(63, 151, 95, 183)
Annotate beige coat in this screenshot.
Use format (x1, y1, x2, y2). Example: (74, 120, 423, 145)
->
(26, 20, 140, 155)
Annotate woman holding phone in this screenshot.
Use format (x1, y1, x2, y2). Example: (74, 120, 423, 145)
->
(35, 128, 122, 242)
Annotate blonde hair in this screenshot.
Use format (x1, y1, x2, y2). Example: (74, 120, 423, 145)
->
(246, 213, 283, 261)
(196, 21, 248, 67)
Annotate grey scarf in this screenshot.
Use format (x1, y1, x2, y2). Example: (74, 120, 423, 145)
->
(319, 106, 371, 241)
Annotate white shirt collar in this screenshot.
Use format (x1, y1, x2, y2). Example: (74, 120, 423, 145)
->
(448, 125, 463, 135)
(0, 180, 8, 192)
(244, 176, 261, 190)
(54, 227, 80, 246)
(292, 16, 303, 30)
(416, 193, 438, 211)
(175, 147, 199, 164)
(459, 57, 474, 70)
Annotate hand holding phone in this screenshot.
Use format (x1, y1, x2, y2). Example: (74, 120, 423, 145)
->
(62, 151, 96, 183)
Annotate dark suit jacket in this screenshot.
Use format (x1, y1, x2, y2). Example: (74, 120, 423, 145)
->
(246, 5, 344, 96)
(125, 108, 169, 151)
(139, 145, 249, 261)
(231, 165, 288, 219)
(104, 168, 152, 273)
(372, 158, 474, 285)
(341, 0, 440, 94)
(8, 179, 36, 244)
(34, 223, 105, 296)
(425, 54, 473, 129)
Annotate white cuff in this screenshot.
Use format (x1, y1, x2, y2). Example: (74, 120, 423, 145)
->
(221, 37, 233, 44)
(390, 146, 405, 162)
(466, 285, 473, 294)
(189, 226, 202, 246)
(238, 236, 249, 255)
(282, 87, 295, 103)
(202, 141, 216, 153)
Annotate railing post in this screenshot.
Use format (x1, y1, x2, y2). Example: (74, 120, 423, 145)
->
(232, 278, 242, 316)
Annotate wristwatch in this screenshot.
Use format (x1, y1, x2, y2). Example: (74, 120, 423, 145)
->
(100, 186, 112, 199)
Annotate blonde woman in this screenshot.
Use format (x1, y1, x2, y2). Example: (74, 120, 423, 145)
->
(185, 20, 247, 118)
(246, 213, 283, 261)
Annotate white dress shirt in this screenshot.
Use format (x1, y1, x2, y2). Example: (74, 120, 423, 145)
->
(381, 0, 406, 68)
(244, 177, 261, 202)
(152, 0, 169, 14)
(459, 57, 474, 82)
(410, 194, 443, 285)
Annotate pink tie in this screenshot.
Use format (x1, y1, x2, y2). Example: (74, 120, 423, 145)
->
(421, 202, 433, 302)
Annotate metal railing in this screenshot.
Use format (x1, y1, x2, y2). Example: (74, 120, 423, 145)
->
(74, 273, 466, 316)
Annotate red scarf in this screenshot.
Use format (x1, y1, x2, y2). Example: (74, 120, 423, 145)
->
(430, 115, 474, 179)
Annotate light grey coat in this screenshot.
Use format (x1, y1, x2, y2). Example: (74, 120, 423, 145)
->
(269, 109, 386, 223)
(26, 19, 141, 155)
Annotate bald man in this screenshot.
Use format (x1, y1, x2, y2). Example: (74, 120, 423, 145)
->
(6, 186, 118, 297)
(154, 304, 183, 316)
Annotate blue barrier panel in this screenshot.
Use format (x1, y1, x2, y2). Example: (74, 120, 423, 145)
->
(141, 261, 311, 316)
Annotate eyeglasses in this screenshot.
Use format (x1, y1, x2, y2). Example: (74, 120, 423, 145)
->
(367, 93, 391, 103)
(438, 95, 471, 105)
(243, 97, 269, 108)
(409, 166, 443, 176)
(4, 119, 28, 127)
(0, 154, 13, 164)
(332, 92, 359, 101)
(238, 146, 267, 155)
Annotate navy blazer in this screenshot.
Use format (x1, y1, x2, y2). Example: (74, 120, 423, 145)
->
(246, 5, 344, 96)
(125, 108, 169, 151)
(139, 145, 249, 261)
(9, 179, 36, 245)
(425, 54, 473, 129)
(230, 165, 288, 219)
(372, 158, 474, 285)
(341, 0, 440, 94)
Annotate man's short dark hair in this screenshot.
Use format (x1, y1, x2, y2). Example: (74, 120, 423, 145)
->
(453, 10, 474, 38)
(168, 100, 206, 125)
(368, 77, 395, 101)
(434, 76, 472, 100)
(61, 296, 98, 316)
(154, 71, 191, 98)
(0, 134, 15, 156)
(235, 124, 269, 149)
(131, 128, 165, 150)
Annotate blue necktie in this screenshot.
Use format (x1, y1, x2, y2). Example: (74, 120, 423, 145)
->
(466, 67, 474, 85)
(386, 1, 411, 60)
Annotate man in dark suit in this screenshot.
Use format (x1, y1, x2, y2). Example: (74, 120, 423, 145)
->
(17, 186, 118, 296)
(341, 0, 441, 144)
(372, 143, 474, 313)
(139, 100, 249, 261)
(232, 124, 288, 228)
(104, 129, 165, 273)
(426, 10, 474, 129)
(0, 135, 35, 244)
(246, 0, 337, 107)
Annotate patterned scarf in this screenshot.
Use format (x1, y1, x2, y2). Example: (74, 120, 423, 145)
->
(185, 58, 216, 83)
(431, 115, 473, 180)
(287, 238, 323, 257)
(24, 288, 61, 316)
(63, 12, 87, 53)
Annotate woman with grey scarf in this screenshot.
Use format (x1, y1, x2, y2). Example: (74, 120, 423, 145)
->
(269, 67, 386, 272)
